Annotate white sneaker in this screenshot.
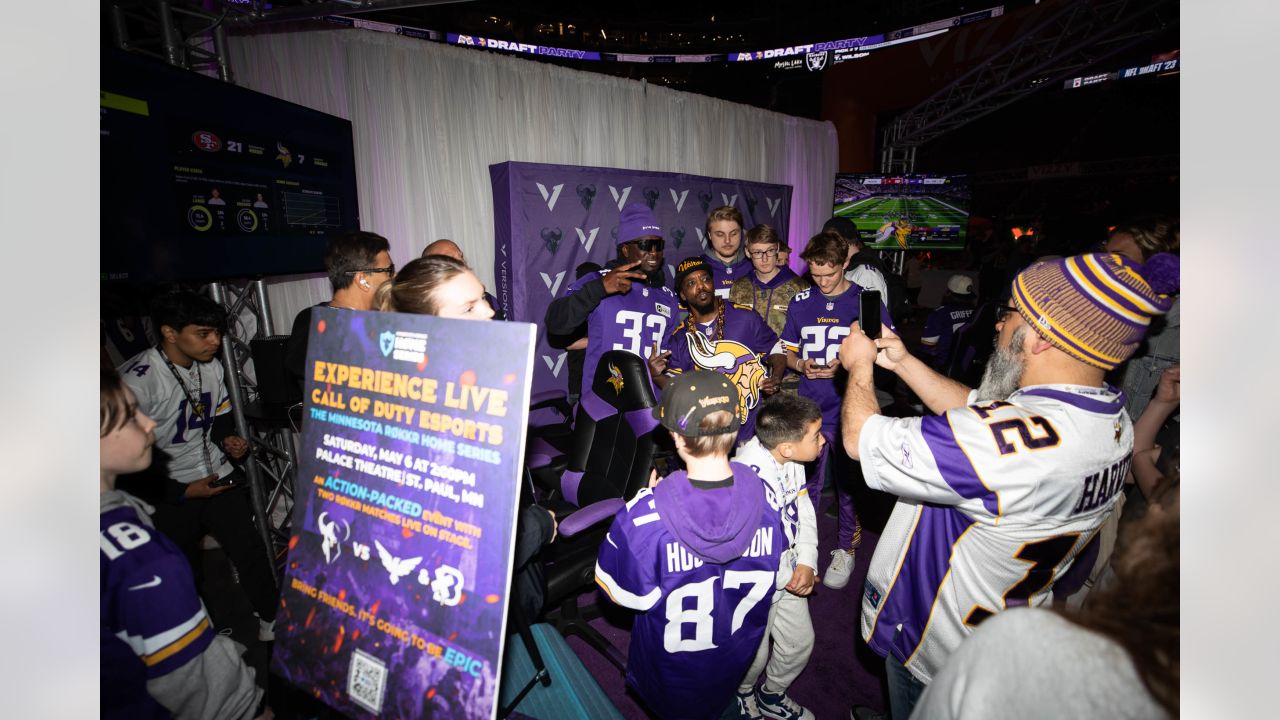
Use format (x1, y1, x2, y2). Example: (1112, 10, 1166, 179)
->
(756, 687, 814, 720)
(731, 689, 763, 719)
(822, 548, 856, 589)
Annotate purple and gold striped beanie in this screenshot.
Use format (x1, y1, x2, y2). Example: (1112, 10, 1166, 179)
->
(1011, 252, 1177, 370)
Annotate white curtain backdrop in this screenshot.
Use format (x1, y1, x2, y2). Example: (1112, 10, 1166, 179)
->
(227, 29, 838, 331)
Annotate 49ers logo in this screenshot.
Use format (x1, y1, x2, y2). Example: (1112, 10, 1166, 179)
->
(191, 130, 221, 152)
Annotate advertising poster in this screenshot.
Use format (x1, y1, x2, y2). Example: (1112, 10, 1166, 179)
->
(272, 307, 536, 719)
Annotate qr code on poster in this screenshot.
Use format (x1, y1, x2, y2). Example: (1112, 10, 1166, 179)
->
(348, 649, 387, 714)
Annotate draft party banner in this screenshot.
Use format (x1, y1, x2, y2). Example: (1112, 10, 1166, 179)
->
(272, 306, 536, 719)
(490, 160, 793, 401)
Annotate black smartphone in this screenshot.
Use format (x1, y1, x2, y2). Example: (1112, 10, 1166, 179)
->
(860, 290, 882, 340)
(209, 474, 239, 489)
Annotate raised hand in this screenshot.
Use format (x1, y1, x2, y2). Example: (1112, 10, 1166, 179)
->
(600, 260, 647, 295)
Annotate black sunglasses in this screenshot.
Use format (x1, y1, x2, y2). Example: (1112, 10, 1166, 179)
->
(631, 238, 664, 253)
(996, 305, 1018, 322)
(347, 264, 396, 276)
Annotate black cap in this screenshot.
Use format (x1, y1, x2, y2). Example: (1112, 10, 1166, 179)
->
(673, 256, 713, 294)
(653, 370, 741, 437)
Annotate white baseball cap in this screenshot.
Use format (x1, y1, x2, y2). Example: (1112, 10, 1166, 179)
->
(947, 274, 975, 295)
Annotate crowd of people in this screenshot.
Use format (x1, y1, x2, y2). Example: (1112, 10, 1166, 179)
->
(101, 198, 1180, 720)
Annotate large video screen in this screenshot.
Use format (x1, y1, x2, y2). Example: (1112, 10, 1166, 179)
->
(101, 49, 360, 282)
(832, 173, 970, 250)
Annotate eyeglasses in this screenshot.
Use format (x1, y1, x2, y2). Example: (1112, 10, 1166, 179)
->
(347, 264, 396, 276)
(996, 305, 1018, 322)
(631, 238, 664, 253)
(748, 249, 777, 259)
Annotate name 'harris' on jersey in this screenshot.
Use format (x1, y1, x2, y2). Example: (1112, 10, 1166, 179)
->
(564, 269, 676, 385)
(779, 284, 892, 429)
(595, 483, 784, 720)
(858, 385, 1135, 684)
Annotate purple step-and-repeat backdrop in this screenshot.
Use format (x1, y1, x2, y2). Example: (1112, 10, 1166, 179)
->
(490, 161, 793, 400)
(272, 306, 534, 719)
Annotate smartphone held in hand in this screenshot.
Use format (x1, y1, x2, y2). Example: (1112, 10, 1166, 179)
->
(859, 290, 882, 340)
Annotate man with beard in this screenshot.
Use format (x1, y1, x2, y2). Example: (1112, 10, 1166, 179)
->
(659, 256, 785, 444)
(835, 253, 1178, 720)
(544, 202, 677, 388)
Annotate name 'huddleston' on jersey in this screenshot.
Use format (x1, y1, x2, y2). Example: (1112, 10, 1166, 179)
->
(594, 465, 784, 720)
(665, 525, 776, 573)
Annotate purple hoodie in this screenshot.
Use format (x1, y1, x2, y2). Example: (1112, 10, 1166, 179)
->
(653, 462, 766, 563)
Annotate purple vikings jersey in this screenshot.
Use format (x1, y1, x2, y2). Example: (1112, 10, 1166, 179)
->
(666, 303, 779, 443)
(564, 270, 677, 388)
(102, 502, 218, 683)
(858, 386, 1133, 683)
(702, 253, 754, 300)
(921, 304, 976, 367)
(596, 465, 784, 720)
(779, 284, 893, 430)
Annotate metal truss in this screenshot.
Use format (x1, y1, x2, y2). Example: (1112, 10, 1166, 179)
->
(882, 0, 1178, 154)
(107, 1, 236, 81)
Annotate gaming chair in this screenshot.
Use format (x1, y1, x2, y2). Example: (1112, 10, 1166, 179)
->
(529, 350, 661, 671)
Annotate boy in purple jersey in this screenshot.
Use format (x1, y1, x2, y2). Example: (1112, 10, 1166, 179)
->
(778, 232, 893, 591)
(660, 256, 786, 444)
(595, 371, 785, 720)
(920, 274, 977, 370)
(101, 366, 265, 720)
(702, 205, 754, 299)
(544, 202, 678, 389)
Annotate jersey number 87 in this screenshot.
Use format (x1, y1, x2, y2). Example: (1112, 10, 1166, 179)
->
(662, 570, 773, 653)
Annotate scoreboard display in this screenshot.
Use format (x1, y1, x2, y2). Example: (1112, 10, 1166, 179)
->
(102, 49, 360, 282)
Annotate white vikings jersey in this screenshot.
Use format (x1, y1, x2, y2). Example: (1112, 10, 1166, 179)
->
(733, 437, 819, 589)
(120, 347, 234, 483)
(857, 384, 1133, 683)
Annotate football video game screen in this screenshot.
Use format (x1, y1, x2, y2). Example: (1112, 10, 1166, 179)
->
(832, 173, 970, 251)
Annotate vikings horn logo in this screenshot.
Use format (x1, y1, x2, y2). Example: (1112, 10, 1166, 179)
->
(606, 362, 625, 395)
(577, 183, 596, 211)
(670, 227, 686, 249)
(643, 187, 660, 210)
(540, 226, 563, 253)
(686, 331, 767, 424)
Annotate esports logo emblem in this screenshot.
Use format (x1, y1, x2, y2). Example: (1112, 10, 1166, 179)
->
(317, 511, 350, 565)
(537, 182, 563, 212)
(379, 331, 396, 357)
(805, 51, 829, 72)
(642, 187, 660, 210)
(419, 561, 465, 604)
(670, 227, 686, 249)
(375, 539, 422, 586)
(744, 193, 758, 216)
(540, 226, 563, 254)
(698, 190, 714, 214)
(428, 565, 465, 607)
(576, 183, 596, 211)
(606, 362, 625, 395)
(191, 130, 221, 152)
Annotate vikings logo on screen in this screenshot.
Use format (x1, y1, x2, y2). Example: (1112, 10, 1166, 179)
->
(685, 332, 767, 424)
